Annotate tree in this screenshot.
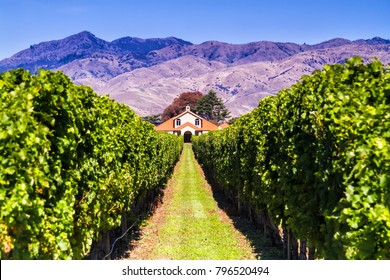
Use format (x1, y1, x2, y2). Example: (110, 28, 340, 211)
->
(161, 91, 203, 121)
(194, 90, 230, 123)
(142, 114, 162, 125)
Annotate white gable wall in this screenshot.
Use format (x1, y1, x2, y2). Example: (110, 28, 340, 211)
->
(174, 112, 201, 128)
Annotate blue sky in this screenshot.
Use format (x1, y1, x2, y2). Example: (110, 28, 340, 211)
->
(0, 0, 389, 60)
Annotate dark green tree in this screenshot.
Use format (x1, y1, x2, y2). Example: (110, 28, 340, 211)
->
(194, 90, 230, 123)
(142, 114, 162, 125)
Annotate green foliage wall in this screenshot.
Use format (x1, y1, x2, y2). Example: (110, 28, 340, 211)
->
(193, 57, 390, 259)
(0, 69, 183, 259)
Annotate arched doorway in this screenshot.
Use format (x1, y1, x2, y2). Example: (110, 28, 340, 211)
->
(184, 131, 192, 143)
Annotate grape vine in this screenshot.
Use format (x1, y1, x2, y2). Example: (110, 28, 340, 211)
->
(0, 69, 183, 259)
(193, 57, 390, 259)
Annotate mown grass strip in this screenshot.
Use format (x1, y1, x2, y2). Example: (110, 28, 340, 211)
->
(152, 144, 255, 260)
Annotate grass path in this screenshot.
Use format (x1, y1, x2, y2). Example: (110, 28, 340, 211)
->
(125, 144, 256, 260)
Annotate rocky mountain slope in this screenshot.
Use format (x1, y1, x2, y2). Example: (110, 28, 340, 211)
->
(1, 31, 389, 116)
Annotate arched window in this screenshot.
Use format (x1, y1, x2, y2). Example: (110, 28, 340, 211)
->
(195, 119, 200, 126)
(176, 119, 181, 126)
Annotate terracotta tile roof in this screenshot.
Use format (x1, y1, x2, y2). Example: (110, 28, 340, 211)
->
(219, 122, 230, 129)
(201, 119, 219, 130)
(155, 117, 175, 131)
(176, 109, 203, 120)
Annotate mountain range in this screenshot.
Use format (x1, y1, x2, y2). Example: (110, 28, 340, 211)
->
(1, 31, 389, 116)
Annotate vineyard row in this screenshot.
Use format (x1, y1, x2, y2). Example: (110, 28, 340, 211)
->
(193, 57, 390, 260)
(0, 69, 183, 259)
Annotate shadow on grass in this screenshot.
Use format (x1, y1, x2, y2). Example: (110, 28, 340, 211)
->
(208, 181, 284, 260)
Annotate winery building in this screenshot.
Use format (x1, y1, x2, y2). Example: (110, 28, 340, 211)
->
(155, 106, 225, 142)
